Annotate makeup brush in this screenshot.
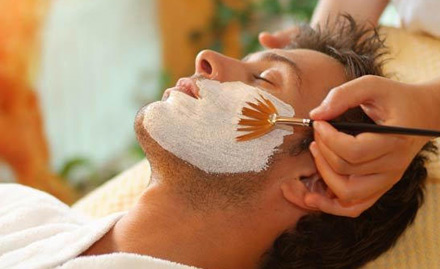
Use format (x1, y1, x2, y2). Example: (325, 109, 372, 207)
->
(236, 94, 440, 142)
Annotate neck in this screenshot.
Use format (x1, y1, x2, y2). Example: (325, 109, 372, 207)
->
(82, 178, 301, 269)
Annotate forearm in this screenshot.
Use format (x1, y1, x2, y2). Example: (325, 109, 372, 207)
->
(421, 77, 440, 129)
(311, 0, 389, 29)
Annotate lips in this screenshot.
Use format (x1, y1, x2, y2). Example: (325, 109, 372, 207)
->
(162, 77, 200, 101)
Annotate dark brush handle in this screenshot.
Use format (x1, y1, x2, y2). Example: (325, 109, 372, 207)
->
(308, 120, 440, 137)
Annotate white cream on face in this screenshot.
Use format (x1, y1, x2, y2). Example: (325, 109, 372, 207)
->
(142, 79, 295, 174)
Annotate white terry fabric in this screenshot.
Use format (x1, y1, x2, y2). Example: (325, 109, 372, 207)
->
(0, 184, 198, 269)
(393, 0, 440, 38)
(57, 253, 198, 269)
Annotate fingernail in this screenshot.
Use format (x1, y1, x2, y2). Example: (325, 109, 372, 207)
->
(313, 121, 324, 134)
(307, 202, 316, 208)
(310, 107, 323, 118)
(310, 102, 328, 117)
(309, 142, 317, 157)
(305, 200, 318, 209)
(259, 31, 271, 38)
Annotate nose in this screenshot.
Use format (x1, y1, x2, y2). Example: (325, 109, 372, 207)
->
(195, 50, 245, 82)
(195, 50, 221, 79)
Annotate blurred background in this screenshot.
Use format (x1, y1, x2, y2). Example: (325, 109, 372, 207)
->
(0, 0, 399, 203)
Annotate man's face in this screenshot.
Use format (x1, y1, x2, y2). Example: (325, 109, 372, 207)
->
(134, 48, 346, 196)
(193, 48, 346, 119)
(136, 48, 346, 151)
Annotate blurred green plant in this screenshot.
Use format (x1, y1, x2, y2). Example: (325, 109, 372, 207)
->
(191, 0, 318, 56)
(157, 69, 172, 97)
(60, 141, 147, 196)
(59, 157, 98, 194)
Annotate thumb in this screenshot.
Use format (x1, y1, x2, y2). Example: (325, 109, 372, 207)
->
(259, 32, 283, 49)
(310, 76, 384, 121)
(259, 27, 299, 49)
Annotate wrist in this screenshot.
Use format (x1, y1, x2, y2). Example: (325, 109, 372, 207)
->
(419, 79, 440, 129)
(430, 87, 440, 129)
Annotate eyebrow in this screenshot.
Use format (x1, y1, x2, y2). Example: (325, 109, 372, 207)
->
(243, 52, 302, 88)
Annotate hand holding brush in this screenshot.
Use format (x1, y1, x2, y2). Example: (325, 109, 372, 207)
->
(236, 93, 440, 142)
(237, 76, 440, 218)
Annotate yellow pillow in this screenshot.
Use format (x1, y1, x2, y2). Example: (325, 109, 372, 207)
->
(73, 160, 151, 217)
(364, 27, 440, 269)
(73, 27, 440, 268)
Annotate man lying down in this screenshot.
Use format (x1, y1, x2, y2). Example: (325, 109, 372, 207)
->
(0, 16, 436, 269)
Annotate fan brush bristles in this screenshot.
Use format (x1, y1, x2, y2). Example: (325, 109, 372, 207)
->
(236, 94, 278, 142)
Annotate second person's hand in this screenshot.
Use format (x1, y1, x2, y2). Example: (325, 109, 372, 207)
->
(305, 75, 439, 217)
(258, 26, 300, 49)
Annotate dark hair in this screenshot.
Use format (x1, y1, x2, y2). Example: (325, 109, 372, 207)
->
(261, 15, 437, 268)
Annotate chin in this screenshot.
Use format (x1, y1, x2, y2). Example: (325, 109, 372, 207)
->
(134, 105, 155, 155)
(133, 104, 187, 177)
(133, 102, 270, 207)
(134, 105, 146, 134)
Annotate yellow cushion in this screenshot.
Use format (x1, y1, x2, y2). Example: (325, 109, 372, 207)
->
(73, 160, 151, 217)
(72, 27, 440, 268)
(364, 27, 440, 268)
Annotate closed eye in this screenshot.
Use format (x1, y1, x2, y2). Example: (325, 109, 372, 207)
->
(253, 74, 274, 85)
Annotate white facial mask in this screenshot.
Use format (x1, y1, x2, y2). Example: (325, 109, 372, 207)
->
(142, 79, 294, 174)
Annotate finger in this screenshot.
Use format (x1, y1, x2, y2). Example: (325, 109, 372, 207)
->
(273, 29, 297, 48)
(310, 75, 386, 121)
(304, 191, 381, 218)
(347, 172, 399, 199)
(315, 132, 396, 175)
(309, 141, 351, 200)
(258, 32, 284, 49)
(314, 121, 399, 164)
(259, 28, 298, 49)
(310, 141, 393, 201)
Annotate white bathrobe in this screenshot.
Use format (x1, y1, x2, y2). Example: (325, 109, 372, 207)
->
(0, 184, 198, 269)
(393, 0, 440, 38)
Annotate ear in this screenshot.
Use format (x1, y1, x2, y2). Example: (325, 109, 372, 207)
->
(275, 150, 333, 212)
(281, 174, 331, 211)
(280, 177, 312, 211)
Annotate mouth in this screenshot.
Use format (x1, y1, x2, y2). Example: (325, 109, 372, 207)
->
(162, 77, 200, 101)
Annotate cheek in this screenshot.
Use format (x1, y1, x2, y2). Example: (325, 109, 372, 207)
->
(289, 98, 313, 119)
(290, 86, 332, 118)
(269, 151, 316, 180)
(142, 80, 295, 174)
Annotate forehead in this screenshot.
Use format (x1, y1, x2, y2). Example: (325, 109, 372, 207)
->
(254, 48, 347, 118)
(282, 49, 346, 116)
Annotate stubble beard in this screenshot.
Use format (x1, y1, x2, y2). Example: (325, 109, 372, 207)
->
(134, 110, 270, 212)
